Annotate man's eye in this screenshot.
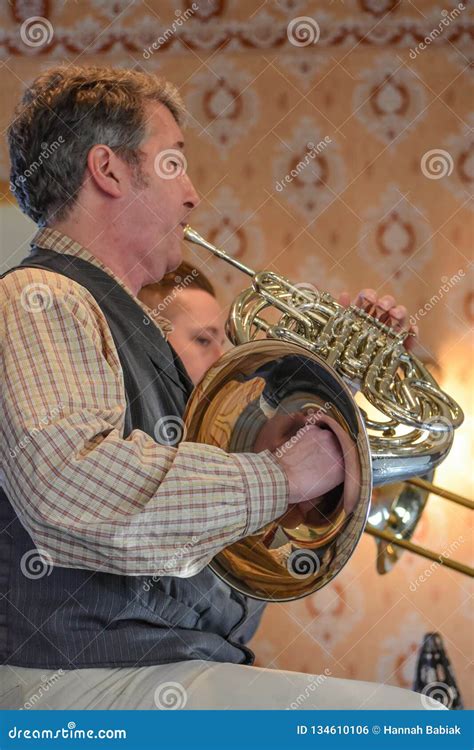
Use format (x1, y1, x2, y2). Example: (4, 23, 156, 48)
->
(196, 336, 211, 347)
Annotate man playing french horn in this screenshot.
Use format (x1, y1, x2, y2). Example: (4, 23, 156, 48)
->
(0, 65, 452, 710)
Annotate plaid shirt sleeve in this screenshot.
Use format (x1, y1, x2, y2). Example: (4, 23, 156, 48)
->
(0, 267, 289, 577)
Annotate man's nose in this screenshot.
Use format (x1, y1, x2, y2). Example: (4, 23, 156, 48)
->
(182, 174, 200, 210)
(211, 341, 224, 364)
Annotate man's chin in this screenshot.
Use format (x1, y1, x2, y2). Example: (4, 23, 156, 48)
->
(162, 242, 182, 275)
(166, 250, 183, 274)
(147, 232, 182, 281)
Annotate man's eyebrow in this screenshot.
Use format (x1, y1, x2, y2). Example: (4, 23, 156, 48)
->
(194, 326, 220, 336)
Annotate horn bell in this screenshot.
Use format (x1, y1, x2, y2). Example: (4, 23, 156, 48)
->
(184, 339, 372, 602)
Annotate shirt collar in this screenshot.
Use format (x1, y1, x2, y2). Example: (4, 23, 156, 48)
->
(32, 228, 173, 337)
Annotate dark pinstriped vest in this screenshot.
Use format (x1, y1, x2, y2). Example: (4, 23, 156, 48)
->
(0, 246, 265, 669)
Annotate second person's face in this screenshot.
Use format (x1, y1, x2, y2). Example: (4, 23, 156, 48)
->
(141, 286, 227, 385)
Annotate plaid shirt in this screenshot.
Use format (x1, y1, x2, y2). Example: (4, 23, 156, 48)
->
(0, 230, 288, 577)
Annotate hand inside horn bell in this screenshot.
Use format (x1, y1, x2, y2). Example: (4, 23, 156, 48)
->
(254, 410, 345, 528)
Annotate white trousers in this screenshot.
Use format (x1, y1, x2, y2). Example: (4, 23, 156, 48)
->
(0, 661, 443, 710)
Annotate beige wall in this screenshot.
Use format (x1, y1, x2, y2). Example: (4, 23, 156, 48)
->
(0, 204, 36, 272)
(1, 0, 472, 706)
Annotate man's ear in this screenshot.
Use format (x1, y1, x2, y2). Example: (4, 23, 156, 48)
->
(86, 144, 126, 199)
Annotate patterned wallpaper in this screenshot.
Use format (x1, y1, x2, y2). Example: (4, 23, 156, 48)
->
(1, 0, 473, 707)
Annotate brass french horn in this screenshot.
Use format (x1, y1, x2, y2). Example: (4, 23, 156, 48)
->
(182, 226, 471, 601)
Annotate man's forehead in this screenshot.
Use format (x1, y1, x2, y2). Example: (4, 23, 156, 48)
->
(176, 290, 224, 318)
(145, 101, 184, 144)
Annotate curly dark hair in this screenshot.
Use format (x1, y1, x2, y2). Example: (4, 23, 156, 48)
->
(7, 65, 186, 226)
